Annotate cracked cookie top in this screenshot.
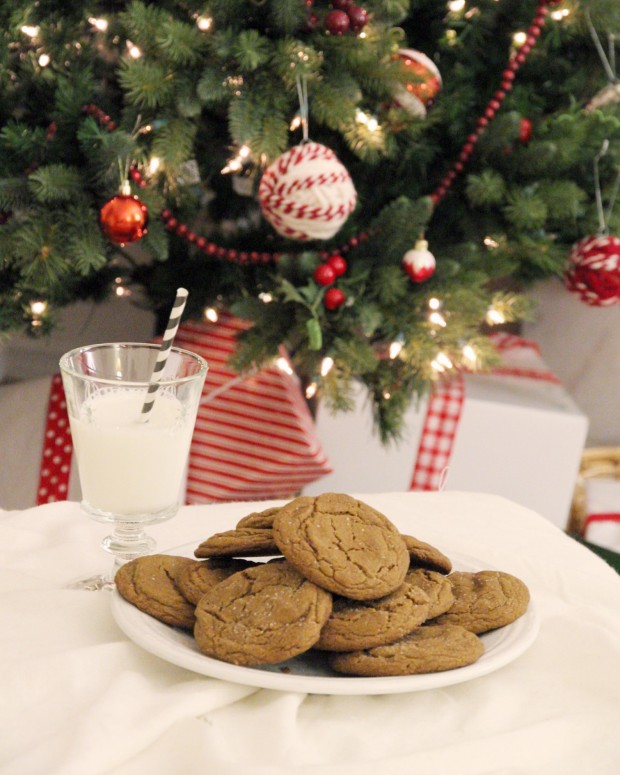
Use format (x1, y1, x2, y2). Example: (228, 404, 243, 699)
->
(272, 493, 410, 601)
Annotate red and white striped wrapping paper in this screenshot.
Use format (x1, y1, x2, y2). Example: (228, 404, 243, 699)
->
(174, 313, 331, 502)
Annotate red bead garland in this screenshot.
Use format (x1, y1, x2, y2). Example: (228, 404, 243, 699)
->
(430, 0, 549, 206)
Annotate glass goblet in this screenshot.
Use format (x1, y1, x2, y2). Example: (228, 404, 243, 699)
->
(59, 342, 208, 590)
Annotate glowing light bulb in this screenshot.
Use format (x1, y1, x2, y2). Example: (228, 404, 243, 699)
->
(462, 344, 477, 365)
(429, 311, 447, 327)
(258, 292, 273, 303)
(196, 15, 212, 31)
(204, 307, 219, 323)
(88, 17, 109, 32)
(126, 40, 142, 58)
(448, 0, 466, 12)
(389, 340, 403, 359)
(486, 308, 506, 325)
(513, 31, 527, 47)
(305, 382, 318, 399)
(483, 236, 499, 248)
(275, 357, 294, 375)
(383, 390, 392, 400)
(436, 351, 453, 369)
(428, 297, 441, 310)
(21, 25, 39, 38)
(38, 53, 50, 67)
(321, 357, 334, 377)
(148, 157, 161, 175)
(30, 300, 47, 317)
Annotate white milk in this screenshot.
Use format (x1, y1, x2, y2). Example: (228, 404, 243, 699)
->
(70, 387, 193, 517)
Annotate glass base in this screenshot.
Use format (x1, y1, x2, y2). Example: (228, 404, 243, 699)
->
(66, 573, 116, 592)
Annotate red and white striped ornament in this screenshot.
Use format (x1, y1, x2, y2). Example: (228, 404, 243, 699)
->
(402, 239, 436, 282)
(258, 142, 357, 241)
(564, 234, 620, 307)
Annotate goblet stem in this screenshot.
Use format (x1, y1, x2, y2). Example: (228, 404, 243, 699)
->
(101, 519, 157, 570)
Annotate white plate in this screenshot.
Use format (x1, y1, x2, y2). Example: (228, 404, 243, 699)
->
(111, 544, 540, 695)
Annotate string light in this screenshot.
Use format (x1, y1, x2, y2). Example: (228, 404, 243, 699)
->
(485, 307, 506, 325)
(320, 356, 334, 377)
(203, 307, 219, 323)
(126, 40, 142, 59)
(275, 357, 294, 375)
(147, 157, 161, 176)
(258, 292, 273, 303)
(512, 31, 527, 48)
(30, 300, 47, 318)
(196, 15, 213, 31)
(305, 382, 318, 399)
(38, 53, 50, 67)
(483, 236, 499, 248)
(383, 390, 392, 400)
(431, 351, 453, 372)
(550, 8, 570, 21)
(429, 310, 447, 327)
(355, 109, 380, 132)
(428, 297, 442, 310)
(462, 343, 477, 366)
(21, 25, 39, 38)
(113, 276, 131, 297)
(389, 340, 403, 359)
(221, 144, 251, 174)
(88, 17, 109, 32)
(448, 0, 466, 12)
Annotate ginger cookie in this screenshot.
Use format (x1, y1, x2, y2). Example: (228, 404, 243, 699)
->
(115, 554, 198, 630)
(401, 534, 452, 574)
(176, 557, 256, 605)
(272, 493, 409, 601)
(194, 560, 333, 666)
(314, 583, 430, 652)
(405, 568, 455, 619)
(434, 570, 530, 634)
(194, 527, 280, 558)
(236, 506, 280, 529)
(328, 624, 484, 676)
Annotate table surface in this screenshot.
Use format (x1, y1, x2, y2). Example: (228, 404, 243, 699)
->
(2, 491, 620, 775)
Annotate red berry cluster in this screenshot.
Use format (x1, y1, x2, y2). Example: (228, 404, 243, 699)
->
(313, 254, 348, 310)
(129, 165, 148, 189)
(429, 0, 549, 207)
(306, 1, 368, 36)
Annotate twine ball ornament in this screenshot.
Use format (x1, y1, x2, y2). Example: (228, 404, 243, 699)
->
(564, 234, 620, 306)
(258, 142, 357, 241)
(99, 182, 149, 245)
(392, 48, 442, 118)
(403, 239, 436, 283)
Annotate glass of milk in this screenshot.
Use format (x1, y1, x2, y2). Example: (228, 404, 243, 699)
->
(60, 342, 207, 589)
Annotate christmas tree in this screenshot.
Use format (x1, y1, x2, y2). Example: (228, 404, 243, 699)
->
(1, 0, 619, 440)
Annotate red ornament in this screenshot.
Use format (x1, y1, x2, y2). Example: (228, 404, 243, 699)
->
(348, 6, 368, 32)
(564, 235, 620, 306)
(314, 263, 336, 286)
(392, 49, 442, 118)
(402, 239, 436, 283)
(332, 0, 353, 9)
(324, 287, 346, 310)
(325, 9, 350, 35)
(327, 254, 347, 277)
(99, 186, 149, 245)
(518, 117, 533, 144)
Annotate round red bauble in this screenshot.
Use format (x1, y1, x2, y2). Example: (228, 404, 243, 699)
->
(564, 234, 620, 306)
(348, 6, 368, 32)
(392, 49, 442, 118)
(314, 263, 336, 286)
(327, 254, 347, 277)
(324, 287, 346, 310)
(402, 239, 436, 282)
(332, 0, 353, 9)
(99, 193, 149, 245)
(518, 117, 532, 144)
(325, 9, 350, 35)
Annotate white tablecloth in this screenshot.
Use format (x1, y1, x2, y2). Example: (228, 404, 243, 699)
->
(1, 492, 619, 775)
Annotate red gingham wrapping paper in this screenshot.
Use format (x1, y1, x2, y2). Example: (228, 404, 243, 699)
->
(409, 334, 562, 493)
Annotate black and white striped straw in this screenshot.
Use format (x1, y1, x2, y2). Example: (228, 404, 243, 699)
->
(140, 287, 189, 420)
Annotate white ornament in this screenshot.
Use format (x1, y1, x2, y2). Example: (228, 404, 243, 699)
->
(402, 239, 436, 282)
(258, 142, 357, 241)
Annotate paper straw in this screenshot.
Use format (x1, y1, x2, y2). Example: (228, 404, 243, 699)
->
(140, 287, 188, 420)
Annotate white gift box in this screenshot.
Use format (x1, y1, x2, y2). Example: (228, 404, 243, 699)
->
(304, 337, 589, 530)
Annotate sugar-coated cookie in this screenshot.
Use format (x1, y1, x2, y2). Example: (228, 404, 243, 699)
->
(194, 561, 332, 666)
(194, 527, 280, 558)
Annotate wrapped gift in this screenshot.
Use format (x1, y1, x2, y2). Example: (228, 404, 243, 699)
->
(304, 335, 589, 530)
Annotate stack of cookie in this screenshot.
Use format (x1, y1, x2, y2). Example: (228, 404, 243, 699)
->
(115, 493, 530, 677)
